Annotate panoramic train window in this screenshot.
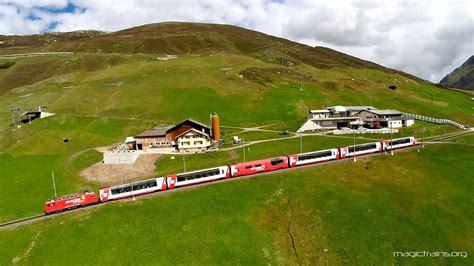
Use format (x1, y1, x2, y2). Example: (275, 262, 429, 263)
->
(348, 143, 377, 153)
(132, 179, 158, 191)
(298, 150, 332, 161)
(389, 138, 411, 146)
(177, 168, 221, 182)
(110, 179, 158, 195)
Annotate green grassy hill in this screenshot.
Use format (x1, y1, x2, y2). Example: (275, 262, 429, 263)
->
(0, 22, 472, 264)
(1, 143, 473, 265)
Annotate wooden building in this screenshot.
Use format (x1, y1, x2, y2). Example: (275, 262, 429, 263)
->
(133, 130, 171, 150)
(132, 119, 213, 152)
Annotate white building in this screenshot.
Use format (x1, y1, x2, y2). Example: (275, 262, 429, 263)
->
(175, 128, 212, 152)
(298, 106, 414, 133)
(357, 109, 406, 129)
(298, 106, 374, 132)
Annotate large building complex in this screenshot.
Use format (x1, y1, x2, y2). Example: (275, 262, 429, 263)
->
(297, 106, 414, 133)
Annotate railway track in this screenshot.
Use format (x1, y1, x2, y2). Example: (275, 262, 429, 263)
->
(1, 131, 472, 230)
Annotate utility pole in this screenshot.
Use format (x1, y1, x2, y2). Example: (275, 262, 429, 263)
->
(10, 109, 15, 129)
(119, 157, 123, 184)
(243, 139, 246, 162)
(299, 132, 303, 153)
(51, 171, 57, 198)
(422, 127, 425, 148)
(10, 107, 20, 130)
(183, 152, 186, 172)
(390, 122, 394, 156)
(131, 181, 135, 201)
(353, 128, 357, 162)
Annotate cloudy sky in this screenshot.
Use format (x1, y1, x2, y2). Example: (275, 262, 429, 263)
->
(0, 0, 472, 82)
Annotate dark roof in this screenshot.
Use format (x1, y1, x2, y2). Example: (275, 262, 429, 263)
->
(175, 128, 210, 139)
(135, 130, 166, 138)
(166, 118, 210, 133)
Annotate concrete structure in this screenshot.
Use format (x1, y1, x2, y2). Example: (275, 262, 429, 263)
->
(308, 109, 330, 119)
(332, 128, 399, 135)
(155, 55, 177, 60)
(133, 130, 172, 150)
(103, 151, 140, 164)
(327, 106, 377, 117)
(357, 110, 404, 129)
(21, 106, 55, 124)
(298, 105, 414, 133)
(298, 106, 373, 132)
(402, 112, 468, 130)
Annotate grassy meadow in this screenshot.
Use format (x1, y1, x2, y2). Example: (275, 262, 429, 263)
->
(0, 52, 472, 223)
(0, 143, 472, 264)
(0, 24, 473, 264)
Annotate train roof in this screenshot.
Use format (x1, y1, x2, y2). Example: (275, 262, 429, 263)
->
(46, 191, 94, 203)
(233, 156, 287, 166)
(296, 148, 338, 156)
(103, 177, 163, 190)
(176, 165, 227, 176)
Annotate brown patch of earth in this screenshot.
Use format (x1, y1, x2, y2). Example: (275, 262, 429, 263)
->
(228, 149, 239, 160)
(80, 154, 160, 185)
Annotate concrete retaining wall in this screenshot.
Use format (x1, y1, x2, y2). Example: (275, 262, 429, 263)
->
(332, 129, 399, 135)
(103, 151, 140, 164)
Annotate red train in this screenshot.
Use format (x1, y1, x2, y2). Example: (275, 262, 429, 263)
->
(45, 137, 416, 213)
(44, 191, 99, 214)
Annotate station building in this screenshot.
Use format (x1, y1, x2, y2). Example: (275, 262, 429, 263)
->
(129, 118, 217, 152)
(297, 106, 414, 132)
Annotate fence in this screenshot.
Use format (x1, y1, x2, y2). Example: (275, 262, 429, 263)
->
(402, 113, 468, 130)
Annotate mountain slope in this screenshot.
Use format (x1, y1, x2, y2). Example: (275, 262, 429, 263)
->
(0, 22, 473, 264)
(440, 56, 474, 91)
(0, 22, 412, 75)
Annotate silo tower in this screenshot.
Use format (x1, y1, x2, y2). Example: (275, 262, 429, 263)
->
(210, 112, 220, 141)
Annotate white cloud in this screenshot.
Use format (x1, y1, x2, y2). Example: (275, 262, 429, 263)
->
(0, 0, 472, 82)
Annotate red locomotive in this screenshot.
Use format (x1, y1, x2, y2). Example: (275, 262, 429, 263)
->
(44, 191, 99, 214)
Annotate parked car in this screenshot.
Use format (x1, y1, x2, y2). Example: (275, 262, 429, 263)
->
(279, 130, 289, 135)
(206, 147, 219, 153)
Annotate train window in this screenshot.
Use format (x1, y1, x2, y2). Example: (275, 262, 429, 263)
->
(110, 179, 158, 195)
(389, 138, 411, 146)
(348, 143, 377, 153)
(177, 168, 221, 182)
(245, 165, 252, 169)
(271, 159, 284, 165)
(298, 150, 332, 161)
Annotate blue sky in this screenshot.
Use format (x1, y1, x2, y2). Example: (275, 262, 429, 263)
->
(0, 0, 472, 82)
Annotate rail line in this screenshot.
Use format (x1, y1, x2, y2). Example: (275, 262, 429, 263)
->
(1, 131, 472, 230)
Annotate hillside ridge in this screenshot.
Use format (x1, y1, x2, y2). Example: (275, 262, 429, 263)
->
(0, 22, 427, 83)
(439, 55, 474, 91)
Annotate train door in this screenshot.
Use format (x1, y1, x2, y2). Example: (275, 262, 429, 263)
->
(338, 147, 348, 159)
